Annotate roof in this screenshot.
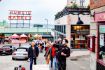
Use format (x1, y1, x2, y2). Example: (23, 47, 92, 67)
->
(0, 28, 52, 33)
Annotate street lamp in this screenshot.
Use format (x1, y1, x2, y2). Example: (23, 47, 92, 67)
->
(45, 18, 48, 34)
(76, 14, 84, 49)
(77, 14, 84, 25)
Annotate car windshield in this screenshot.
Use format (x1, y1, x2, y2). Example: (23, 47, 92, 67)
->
(21, 45, 30, 48)
(3, 45, 11, 48)
(17, 49, 26, 52)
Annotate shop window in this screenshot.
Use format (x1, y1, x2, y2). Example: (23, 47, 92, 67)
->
(87, 36, 95, 52)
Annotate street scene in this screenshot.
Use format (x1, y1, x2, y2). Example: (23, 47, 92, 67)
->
(0, 43, 90, 70)
(0, 0, 105, 70)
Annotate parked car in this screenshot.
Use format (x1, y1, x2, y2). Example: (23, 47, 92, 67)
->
(12, 47, 28, 60)
(0, 45, 16, 55)
(20, 44, 30, 51)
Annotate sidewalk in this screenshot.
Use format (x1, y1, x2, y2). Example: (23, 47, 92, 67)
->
(70, 49, 90, 60)
(33, 49, 90, 70)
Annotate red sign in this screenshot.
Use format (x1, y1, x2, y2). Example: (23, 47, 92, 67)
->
(95, 12, 105, 22)
(8, 16, 32, 20)
(8, 10, 32, 20)
(9, 10, 32, 15)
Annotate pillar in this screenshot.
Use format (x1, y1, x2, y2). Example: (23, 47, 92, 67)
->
(66, 15, 71, 47)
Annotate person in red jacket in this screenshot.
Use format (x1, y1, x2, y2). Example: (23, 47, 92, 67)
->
(51, 43, 58, 70)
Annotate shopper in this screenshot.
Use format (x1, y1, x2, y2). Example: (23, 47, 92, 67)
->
(57, 39, 70, 70)
(44, 41, 52, 64)
(51, 43, 58, 70)
(28, 42, 39, 70)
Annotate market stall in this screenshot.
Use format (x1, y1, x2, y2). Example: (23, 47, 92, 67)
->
(19, 34, 27, 43)
(10, 34, 19, 44)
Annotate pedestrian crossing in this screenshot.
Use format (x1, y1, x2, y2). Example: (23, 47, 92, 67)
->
(33, 64, 49, 70)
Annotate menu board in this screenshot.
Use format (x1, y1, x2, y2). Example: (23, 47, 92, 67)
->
(90, 38, 92, 48)
(100, 25, 105, 33)
(100, 34, 104, 47)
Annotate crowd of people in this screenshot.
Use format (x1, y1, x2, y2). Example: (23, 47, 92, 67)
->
(28, 37, 70, 70)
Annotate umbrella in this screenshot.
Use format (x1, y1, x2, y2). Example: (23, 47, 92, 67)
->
(10, 34, 19, 38)
(20, 34, 27, 38)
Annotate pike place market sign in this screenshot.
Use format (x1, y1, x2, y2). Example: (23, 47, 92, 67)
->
(8, 10, 32, 20)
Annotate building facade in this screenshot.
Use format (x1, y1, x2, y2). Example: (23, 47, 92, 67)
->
(90, 0, 105, 70)
(55, 7, 90, 49)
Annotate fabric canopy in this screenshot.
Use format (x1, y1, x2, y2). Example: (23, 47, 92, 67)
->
(10, 34, 19, 38)
(20, 34, 27, 38)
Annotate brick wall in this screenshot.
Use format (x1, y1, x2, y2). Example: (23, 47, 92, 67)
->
(90, 0, 105, 9)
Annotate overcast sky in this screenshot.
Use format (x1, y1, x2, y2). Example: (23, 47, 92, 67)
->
(0, 0, 89, 24)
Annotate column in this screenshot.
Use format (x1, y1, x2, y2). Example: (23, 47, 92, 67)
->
(66, 15, 71, 47)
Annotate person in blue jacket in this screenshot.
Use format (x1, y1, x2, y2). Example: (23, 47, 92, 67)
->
(28, 42, 39, 70)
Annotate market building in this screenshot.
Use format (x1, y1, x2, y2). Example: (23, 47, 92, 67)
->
(55, 0, 90, 49)
(0, 23, 54, 43)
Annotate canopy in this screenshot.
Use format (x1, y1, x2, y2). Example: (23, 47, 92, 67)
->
(10, 34, 19, 38)
(20, 34, 27, 38)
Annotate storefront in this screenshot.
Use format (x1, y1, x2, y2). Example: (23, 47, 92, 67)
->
(95, 12, 105, 70)
(0, 33, 5, 44)
(71, 25, 90, 49)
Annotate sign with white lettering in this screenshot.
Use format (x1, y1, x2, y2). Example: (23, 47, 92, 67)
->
(8, 10, 32, 28)
(95, 12, 105, 22)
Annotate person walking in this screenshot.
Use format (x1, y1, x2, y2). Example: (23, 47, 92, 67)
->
(51, 43, 58, 70)
(44, 41, 52, 64)
(57, 39, 70, 70)
(28, 42, 39, 70)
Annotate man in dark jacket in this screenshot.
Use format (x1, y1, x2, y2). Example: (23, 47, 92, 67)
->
(57, 39, 70, 70)
(28, 42, 39, 70)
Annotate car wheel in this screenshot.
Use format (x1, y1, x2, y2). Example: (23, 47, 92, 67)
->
(25, 58, 28, 60)
(12, 58, 15, 60)
(10, 52, 13, 55)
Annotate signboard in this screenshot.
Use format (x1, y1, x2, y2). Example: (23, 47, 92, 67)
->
(8, 10, 32, 28)
(8, 16, 31, 20)
(9, 10, 31, 15)
(33, 24, 43, 27)
(90, 38, 92, 48)
(95, 12, 105, 22)
(100, 34, 104, 47)
(99, 25, 105, 33)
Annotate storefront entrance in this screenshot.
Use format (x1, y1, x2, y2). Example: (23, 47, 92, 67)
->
(95, 23, 105, 70)
(71, 25, 90, 49)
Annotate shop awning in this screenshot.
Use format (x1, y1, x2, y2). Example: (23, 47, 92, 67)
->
(20, 34, 27, 38)
(10, 34, 19, 38)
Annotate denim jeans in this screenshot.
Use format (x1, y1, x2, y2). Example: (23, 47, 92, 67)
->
(53, 57, 58, 70)
(30, 58, 36, 70)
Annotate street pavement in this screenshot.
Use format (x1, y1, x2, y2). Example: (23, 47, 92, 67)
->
(0, 43, 90, 70)
(33, 49, 90, 70)
(0, 55, 30, 70)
